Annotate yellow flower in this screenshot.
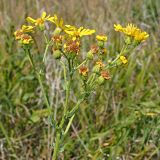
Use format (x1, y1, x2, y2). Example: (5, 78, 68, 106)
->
(96, 60, 105, 68)
(114, 24, 124, 32)
(21, 34, 33, 44)
(21, 25, 34, 32)
(134, 31, 149, 42)
(64, 40, 80, 54)
(79, 66, 89, 76)
(119, 56, 128, 64)
(114, 23, 149, 42)
(48, 14, 64, 29)
(92, 60, 105, 73)
(14, 30, 24, 40)
(26, 11, 52, 27)
(14, 25, 34, 40)
(96, 35, 107, 42)
(123, 23, 139, 37)
(64, 25, 95, 39)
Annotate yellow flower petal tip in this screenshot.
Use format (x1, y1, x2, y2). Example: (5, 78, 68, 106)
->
(114, 24, 124, 32)
(64, 25, 95, 39)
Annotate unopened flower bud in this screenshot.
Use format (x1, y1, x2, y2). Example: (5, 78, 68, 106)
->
(53, 27, 62, 36)
(39, 24, 45, 31)
(97, 76, 105, 85)
(125, 36, 131, 45)
(92, 65, 100, 73)
(53, 49, 62, 59)
(97, 41, 104, 48)
(87, 51, 94, 60)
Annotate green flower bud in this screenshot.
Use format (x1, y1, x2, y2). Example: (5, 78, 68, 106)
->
(97, 41, 104, 48)
(87, 51, 94, 60)
(39, 24, 45, 31)
(53, 27, 62, 36)
(57, 43, 63, 50)
(92, 65, 100, 73)
(53, 50, 62, 59)
(97, 76, 105, 85)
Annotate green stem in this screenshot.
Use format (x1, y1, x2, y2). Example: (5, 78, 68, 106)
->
(25, 47, 52, 158)
(64, 115, 75, 135)
(53, 99, 84, 160)
(74, 59, 87, 70)
(52, 133, 61, 160)
(52, 60, 71, 160)
(25, 48, 51, 112)
(59, 80, 70, 129)
(86, 73, 96, 85)
(43, 32, 52, 62)
(43, 43, 50, 62)
(105, 44, 129, 70)
(64, 99, 83, 135)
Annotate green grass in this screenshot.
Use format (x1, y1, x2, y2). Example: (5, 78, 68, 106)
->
(0, 0, 160, 159)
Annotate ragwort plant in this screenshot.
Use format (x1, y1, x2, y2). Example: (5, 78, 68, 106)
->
(14, 11, 149, 159)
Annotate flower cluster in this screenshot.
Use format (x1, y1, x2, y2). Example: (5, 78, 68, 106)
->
(14, 25, 34, 45)
(14, 12, 149, 87)
(114, 23, 149, 43)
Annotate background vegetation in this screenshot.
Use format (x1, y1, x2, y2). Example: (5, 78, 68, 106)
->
(0, 0, 160, 159)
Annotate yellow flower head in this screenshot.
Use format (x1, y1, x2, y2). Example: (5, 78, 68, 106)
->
(48, 14, 64, 29)
(21, 34, 33, 45)
(114, 23, 149, 42)
(96, 60, 105, 68)
(14, 25, 34, 40)
(21, 25, 34, 33)
(134, 31, 149, 42)
(96, 35, 107, 42)
(64, 40, 80, 54)
(64, 25, 95, 40)
(120, 56, 128, 64)
(79, 66, 89, 76)
(14, 30, 24, 40)
(26, 11, 52, 27)
(114, 24, 124, 32)
(123, 23, 139, 36)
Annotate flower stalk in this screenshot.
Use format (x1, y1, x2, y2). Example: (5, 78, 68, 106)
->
(24, 48, 51, 112)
